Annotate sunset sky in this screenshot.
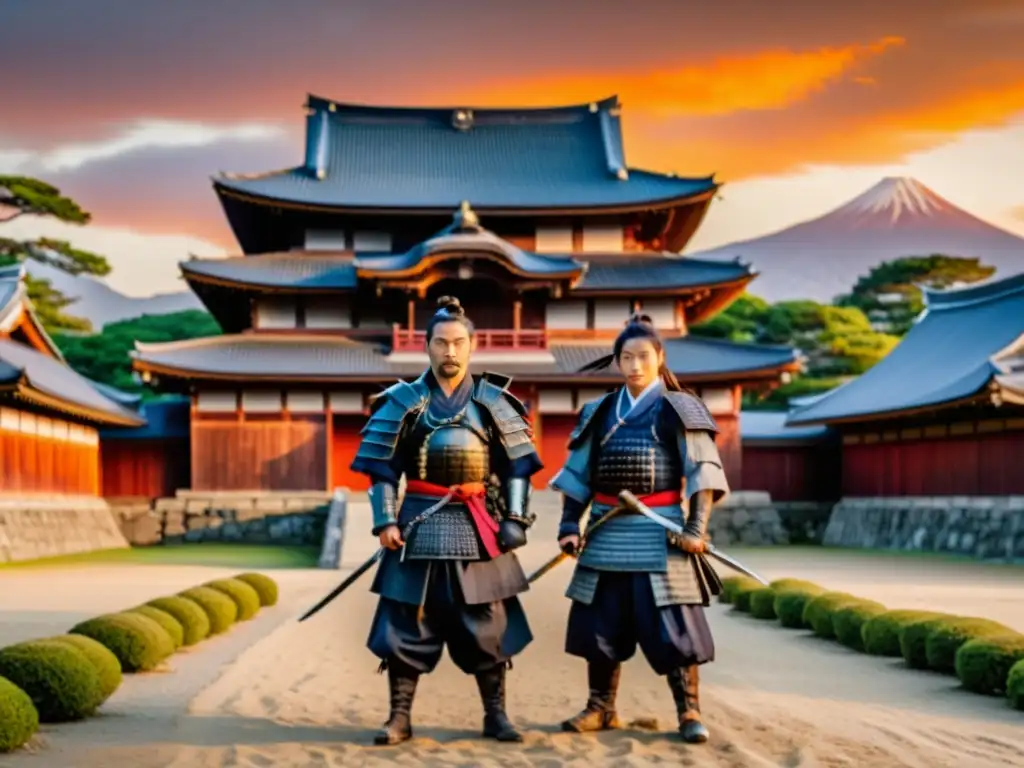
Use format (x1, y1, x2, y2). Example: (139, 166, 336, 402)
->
(2, 0, 1023, 296)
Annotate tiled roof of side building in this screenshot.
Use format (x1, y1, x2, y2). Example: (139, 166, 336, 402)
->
(573, 255, 754, 291)
(787, 271, 1024, 425)
(181, 253, 359, 289)
(132, 334, 800, 381)
(214, 95, 717, 211)
(740, 410, 831, 442)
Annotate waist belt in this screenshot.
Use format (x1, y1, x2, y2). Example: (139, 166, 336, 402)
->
(404, 480, 501, 558)
(593, 489, 682, 511)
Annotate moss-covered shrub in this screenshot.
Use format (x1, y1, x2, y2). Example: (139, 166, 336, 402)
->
(954, 634, 1024, 696)
(126, 606, 184, 650)
(924, 618, 1015, 674)
(719, 576, 760, 605)
(0, 675, 39, 752)
(1007, 658, 1024, 710)
(234, 572, 279, 607)
(861, 610, 949, 657)
(32, 636, 122, 702)
(70, 612, 174, 673)
(900, 616, 953, 669)
(749, 588, 778, 619)
(774, 589, 819, 629)
(146, 596, 210, 646)
(803, 592, 861, 639)
(179, 586, 238, 634)
(832, 601, 888, 652)
(0, 643, 102, 722)
(205, 578, 261, 621)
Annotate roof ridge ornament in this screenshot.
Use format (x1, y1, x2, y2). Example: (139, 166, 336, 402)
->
(452, 200, 481, 232)
(452, 108, 474, 131)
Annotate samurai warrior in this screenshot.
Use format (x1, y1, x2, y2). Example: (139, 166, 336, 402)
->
(350, 296, 543, 746)
(549, 314, 730, 744)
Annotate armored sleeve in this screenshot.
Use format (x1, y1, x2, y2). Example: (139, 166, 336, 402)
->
(680, 430, 730, 503)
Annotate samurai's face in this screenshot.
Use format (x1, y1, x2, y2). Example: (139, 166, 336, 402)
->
(427, 320, 475, 381)
(616, 337, 663, 395)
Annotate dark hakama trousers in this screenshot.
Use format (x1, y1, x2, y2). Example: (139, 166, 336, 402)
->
(367, 560, 533, 675)
(565, 570, 714, 675)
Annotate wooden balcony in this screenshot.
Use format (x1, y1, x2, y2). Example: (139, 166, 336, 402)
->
(391, 325, 548, 352)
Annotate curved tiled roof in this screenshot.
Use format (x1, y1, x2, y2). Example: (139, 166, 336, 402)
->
(214, 94, 717, 211)
(787, 271, 1024, 425)
(132, 333, 799, 383)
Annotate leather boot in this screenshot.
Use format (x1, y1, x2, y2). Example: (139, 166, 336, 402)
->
(561, 661, 622, 732)
(476, 663, 523, 742)
(667, 665, 709, 744)
(373, 660, 419, 745)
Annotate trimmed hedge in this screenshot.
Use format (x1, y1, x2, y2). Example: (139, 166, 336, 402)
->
(900, 617, 951, 669)
(127, 606, 184, 650)
(924, 618, 1014, 674)
(769, 579, 822, 593)
(70, 612, 174, 672)
(0, 642, 102, 722)
(955, 634, 1024, 696)
(179, 586, 238, 634)
(146, 596, 210, 646)
(719, 576, 760, 605)
(1008, 659, 1024, 710)
(803, 592, 861, 639)
(234, 572, 279, 607)
(833, 602, 888, 652)
(861, 610, 950, 657)
(205, 578, 261, 621)
(32, 636, 122, 702)
(732, 580, 764, 612)
(0, 675, 39, 753)
(774, 589, 820, 629)
(749, 588, 778, 620)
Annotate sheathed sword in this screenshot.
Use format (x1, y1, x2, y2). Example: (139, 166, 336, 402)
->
(617, 490, 770, 586)
(526, 503, 622, 584)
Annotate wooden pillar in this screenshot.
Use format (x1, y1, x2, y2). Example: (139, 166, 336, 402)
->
(324, 397, 334, 492)
(407, 298, 415, 332)
(513, 298, 522, 338)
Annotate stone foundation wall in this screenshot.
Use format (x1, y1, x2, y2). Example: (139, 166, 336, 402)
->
(0, 496, 130, 563)
(824, 496, 1024, 561)
(112, 492, 333, 547)
(707, 491, 791, 546)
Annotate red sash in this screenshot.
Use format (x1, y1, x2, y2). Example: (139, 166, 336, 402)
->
(593, 489, 682, 508)
(404, 480, 502, 558)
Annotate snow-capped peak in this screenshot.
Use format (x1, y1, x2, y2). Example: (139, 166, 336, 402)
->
(834, 176, 952, 224)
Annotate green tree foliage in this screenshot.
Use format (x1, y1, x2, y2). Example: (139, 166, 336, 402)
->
(0, 176, 112, 333)
(53, 311, 221, 395)
(835, 255, 995, 335)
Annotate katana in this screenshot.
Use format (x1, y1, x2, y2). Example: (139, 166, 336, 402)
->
(525, 503, 622, 584)
(298, 486, 454, 623)
(617, 490, 770, 586)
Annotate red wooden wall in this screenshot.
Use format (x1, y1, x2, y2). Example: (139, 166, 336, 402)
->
(0, 409, 100, 495)
(842, 429, 1024, 496)
(740, 443, 841, 501)
(100, 438, 190, 499)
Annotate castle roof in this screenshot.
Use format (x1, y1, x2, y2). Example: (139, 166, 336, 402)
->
(214, 95, 717, 213)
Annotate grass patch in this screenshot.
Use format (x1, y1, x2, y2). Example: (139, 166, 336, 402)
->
(0, 544, 319, 570)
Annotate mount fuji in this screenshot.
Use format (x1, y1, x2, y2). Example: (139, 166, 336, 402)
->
(690, 177, 1024, 302)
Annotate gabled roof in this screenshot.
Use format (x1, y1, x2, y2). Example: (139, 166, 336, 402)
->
(740, 410, 831, 444)
(0, 265, 144, 426)
(131, 333, 799, 384)
(214, 94, 717, 212)
(787, 271, 1024, 426)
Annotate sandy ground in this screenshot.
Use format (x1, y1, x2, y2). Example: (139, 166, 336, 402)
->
(2, 499, 1023, 768)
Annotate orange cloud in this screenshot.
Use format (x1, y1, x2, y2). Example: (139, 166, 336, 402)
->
(451, 36, 905, 117)
(1010, 204, 1024, 222)
(622, 70, 1024, 181)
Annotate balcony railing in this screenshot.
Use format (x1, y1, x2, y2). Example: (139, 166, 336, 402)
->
(391, 326, 548, 353)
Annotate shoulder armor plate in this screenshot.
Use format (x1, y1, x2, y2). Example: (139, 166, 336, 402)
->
(567, 391, 615, 449)
(355, 378, 429, 462)
(473, 378, 536, 460)
(663, 391, 718, 433)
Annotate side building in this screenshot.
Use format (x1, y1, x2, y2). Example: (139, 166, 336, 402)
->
(0, 264, 145, 562)
(786, 272, 1024, 557)
(132, 95, 801, 493)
